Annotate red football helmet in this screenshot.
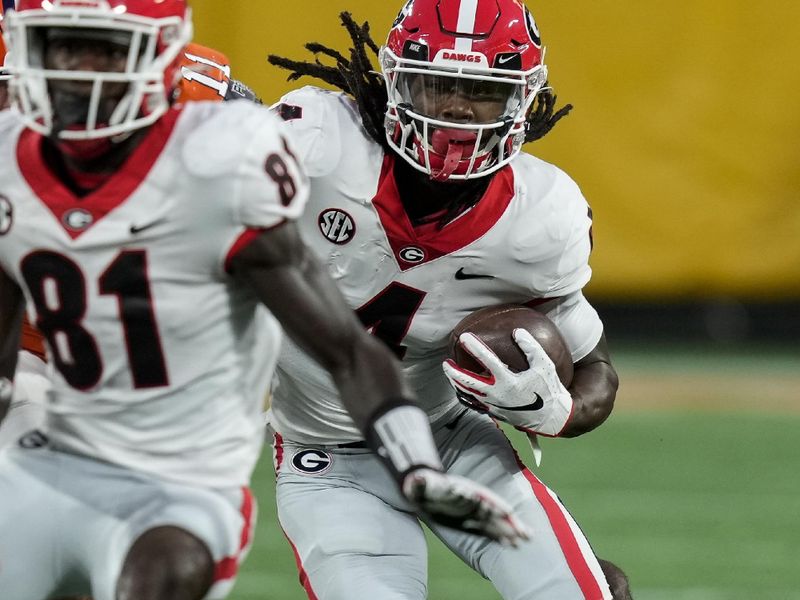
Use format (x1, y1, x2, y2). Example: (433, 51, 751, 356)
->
(4, 0, 192, 138)
(381, 0, 548, 181)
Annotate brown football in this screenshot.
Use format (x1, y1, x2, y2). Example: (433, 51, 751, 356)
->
(448, 304, 574, 386)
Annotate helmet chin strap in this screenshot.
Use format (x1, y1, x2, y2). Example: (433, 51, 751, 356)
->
(429, 128, 478, 182)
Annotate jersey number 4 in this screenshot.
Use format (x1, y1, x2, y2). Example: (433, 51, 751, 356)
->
(356, 283, 426, 359)
(21, 250, 168, 391)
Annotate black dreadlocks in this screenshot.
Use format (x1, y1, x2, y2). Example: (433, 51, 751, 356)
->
(268, 11, 573, 152)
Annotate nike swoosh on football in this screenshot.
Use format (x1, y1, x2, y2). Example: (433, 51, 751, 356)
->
(497, 54, 516, 64)
(454, 268, 495, 280)
(486, 394, 544, 412)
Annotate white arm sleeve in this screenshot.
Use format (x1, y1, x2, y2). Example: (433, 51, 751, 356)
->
(544, 187, 593, 298)
(539, 292, 604, 362)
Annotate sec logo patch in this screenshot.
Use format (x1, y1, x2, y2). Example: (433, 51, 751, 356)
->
(290, 449, 333, 475)
(318, 209, 355, 244)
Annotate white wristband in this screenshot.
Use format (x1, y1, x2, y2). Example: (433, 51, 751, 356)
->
(370, 404, 443, 475)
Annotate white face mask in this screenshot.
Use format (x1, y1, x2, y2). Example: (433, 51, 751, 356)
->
(380, 46, 547, 182)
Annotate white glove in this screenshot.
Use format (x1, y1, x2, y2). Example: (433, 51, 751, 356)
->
(402, 468, 530, 546)
(442, 329, 573, 437)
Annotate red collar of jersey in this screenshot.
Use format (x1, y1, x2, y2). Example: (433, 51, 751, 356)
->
(17, 108, 182, 240)
(371, 153, 516, 271)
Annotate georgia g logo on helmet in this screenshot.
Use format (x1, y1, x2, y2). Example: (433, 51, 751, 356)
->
(525, 7, 542, 47)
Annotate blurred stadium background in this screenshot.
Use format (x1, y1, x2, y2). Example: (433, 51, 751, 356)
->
(190, 1, 800, 598)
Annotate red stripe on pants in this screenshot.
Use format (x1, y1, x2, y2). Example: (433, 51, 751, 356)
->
(516, 456, 605, 599)
(283, 529, 320, 600)
(214, 487, 256, 581)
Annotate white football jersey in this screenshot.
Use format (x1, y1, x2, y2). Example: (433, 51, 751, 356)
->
(0, 101, 308, 487)
(270, 87, 602, 445)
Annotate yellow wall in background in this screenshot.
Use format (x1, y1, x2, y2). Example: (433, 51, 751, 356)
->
(190, 1, 800, 300)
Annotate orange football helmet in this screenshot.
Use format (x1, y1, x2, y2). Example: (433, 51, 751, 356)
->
(178, 42, 261, 104)
(178, 42, 232, 103)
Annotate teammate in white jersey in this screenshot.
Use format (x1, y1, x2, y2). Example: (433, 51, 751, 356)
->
(0, 1, 528, 599)
(0, 35, 258, 452)
(267, 1, 633, 598)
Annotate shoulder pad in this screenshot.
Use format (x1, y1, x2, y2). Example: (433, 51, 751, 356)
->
(181, 101, 277, 178)
(271, 86, 360, 177)
(511, 154, 589, 246)
(508, 155, 593, 296)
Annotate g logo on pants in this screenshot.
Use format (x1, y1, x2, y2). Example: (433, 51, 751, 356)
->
(291, 449, 333, 475)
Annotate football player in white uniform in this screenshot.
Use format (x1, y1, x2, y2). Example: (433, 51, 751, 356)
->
(267, 1, 632, 598)
(0, 34, 256, 453)
(0, 1, 528, 599)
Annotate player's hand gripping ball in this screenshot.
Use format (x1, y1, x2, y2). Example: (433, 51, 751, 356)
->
(443, 305, 574, 436)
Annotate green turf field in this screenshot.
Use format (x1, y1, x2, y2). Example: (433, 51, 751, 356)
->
(230, 347, 800, 599)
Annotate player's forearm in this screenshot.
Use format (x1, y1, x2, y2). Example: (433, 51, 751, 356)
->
(331, 336, 445, 482)
(232, 226, 415, 430)
(560, 357, 618, 438)
(328, 331, 415, 431)
(0, 271, 25, 424)
(0, 269, 24, 382)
